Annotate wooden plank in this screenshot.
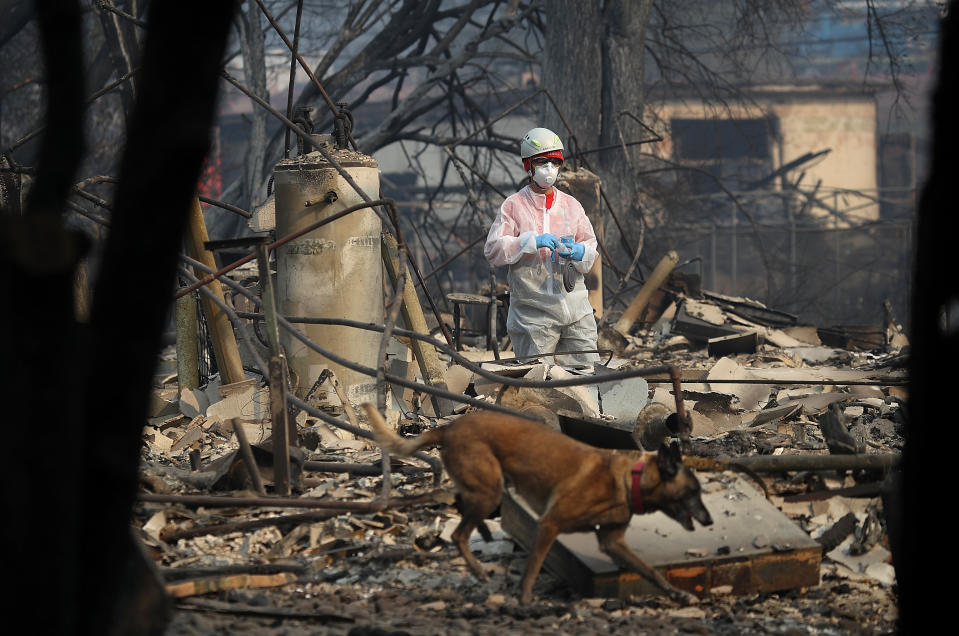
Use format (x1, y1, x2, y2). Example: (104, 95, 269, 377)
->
(165, 572, 297, 598)
(501, 473, 820, 598)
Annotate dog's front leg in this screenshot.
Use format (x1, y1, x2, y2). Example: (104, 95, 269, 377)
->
(519, 519, 560, 604)
(596, 525, 698, 605)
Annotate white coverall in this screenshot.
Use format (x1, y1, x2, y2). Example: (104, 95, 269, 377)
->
(484, 185, 599, 366)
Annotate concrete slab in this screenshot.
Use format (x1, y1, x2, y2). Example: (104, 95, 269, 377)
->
(501, 473, 820, 598)
(706, 358, 772, 412)
(548, 365, 600, 417)
(594, 364, 648, 423)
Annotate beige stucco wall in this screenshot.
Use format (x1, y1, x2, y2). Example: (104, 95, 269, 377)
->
(648, 91, 878, 223)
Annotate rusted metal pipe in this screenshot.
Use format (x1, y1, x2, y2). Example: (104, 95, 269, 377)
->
(197, 195, 251, 218)
(231, 417, 266, 496)
(253, 0, 356, 149)
(669, 366, 691, 449)
(711, 453, 900, 473)
(283, 0, 304, 158)
(302, 461, 428, 476)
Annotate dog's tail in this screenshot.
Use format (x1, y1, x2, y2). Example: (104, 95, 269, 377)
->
(362, 404, 444, 457)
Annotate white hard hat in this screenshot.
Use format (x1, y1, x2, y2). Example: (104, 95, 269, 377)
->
(520, 127, 564, 160)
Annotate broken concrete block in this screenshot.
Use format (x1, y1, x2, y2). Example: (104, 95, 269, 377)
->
(548, 365, 599, 417)
(178, 387, 209, 419)
(849, 385, 885, 400)
(761, 329, 803, 348)
(706, 357, 771, 412)
(650, 386, 695, 414)
(444, 365, 473, 396)
(747, 403, 802, 428)
(888, 332, 909, 350)
(826, 536, 895, 586)
(233, 419, 266, 445)
(171, 425, 203, 452)
(650, 301, 678, 334)
(147, 428, 174, 452)
(594, 364, 648, 422)
(781, 325, 821, 345)
(207, 380, 268, 422)
(658, 335, 692, 352)
(148, 393, 179, 419)
(684, 298, 727, 326)
(787, 346, 841, 364)
(385, 357, 412, 412)
(311, 422, 366, 450)
(151, 413, 188, 431)
(843, 406, 864, 419)
(142, 511, 167, 542)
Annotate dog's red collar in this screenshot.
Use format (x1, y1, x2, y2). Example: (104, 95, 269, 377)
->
(631, 461, 646, 514)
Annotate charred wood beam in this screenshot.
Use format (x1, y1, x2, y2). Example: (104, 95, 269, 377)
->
(159, 513, 340, 544)
(139, 491, 442, 511)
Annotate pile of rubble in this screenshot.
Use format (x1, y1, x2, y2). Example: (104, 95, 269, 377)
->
(137, 286, 905, 634)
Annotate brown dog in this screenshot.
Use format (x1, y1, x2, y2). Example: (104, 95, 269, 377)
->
(362, 405, 713, 604)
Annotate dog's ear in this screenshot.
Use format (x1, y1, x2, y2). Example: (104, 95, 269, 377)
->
(656, 441, 682, 479)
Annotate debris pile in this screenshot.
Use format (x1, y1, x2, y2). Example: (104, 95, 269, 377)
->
(136, 283, 905, 633)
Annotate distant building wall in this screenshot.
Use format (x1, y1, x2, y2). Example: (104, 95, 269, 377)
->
(648, 86, 879, 224)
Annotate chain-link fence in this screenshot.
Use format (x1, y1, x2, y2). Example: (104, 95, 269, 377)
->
(650, 218, 914, 330)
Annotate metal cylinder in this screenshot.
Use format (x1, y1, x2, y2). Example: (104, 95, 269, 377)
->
(273, 143, 383, 406)
(633, 402, 681, 451)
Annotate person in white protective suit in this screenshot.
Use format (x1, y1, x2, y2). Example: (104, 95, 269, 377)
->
(484, 127, 599, 366)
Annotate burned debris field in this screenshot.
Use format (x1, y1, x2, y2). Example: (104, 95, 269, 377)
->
(140, 279, 905, 635)
(1, 1, 950, 634)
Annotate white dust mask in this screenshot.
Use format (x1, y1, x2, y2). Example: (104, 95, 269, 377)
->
(532, 162, 559, 188)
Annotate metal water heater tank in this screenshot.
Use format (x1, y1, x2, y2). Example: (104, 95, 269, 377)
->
(272, 139, 383, 406)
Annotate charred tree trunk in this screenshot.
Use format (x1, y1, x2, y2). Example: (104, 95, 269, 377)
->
(903, 0, 957, 630)
(237, 0, 269, 211)
(0, 1, 238, 633)
(95, 0, 145, 122)
(542, 0, 654, 268)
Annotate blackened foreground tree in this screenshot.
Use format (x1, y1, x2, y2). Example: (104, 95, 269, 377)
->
(0, 1, 237, 633)
(903, 0, 956, 630)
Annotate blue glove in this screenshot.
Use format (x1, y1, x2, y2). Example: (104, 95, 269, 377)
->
(535, 233, 560, 250)
(558, 242, 585, 261)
